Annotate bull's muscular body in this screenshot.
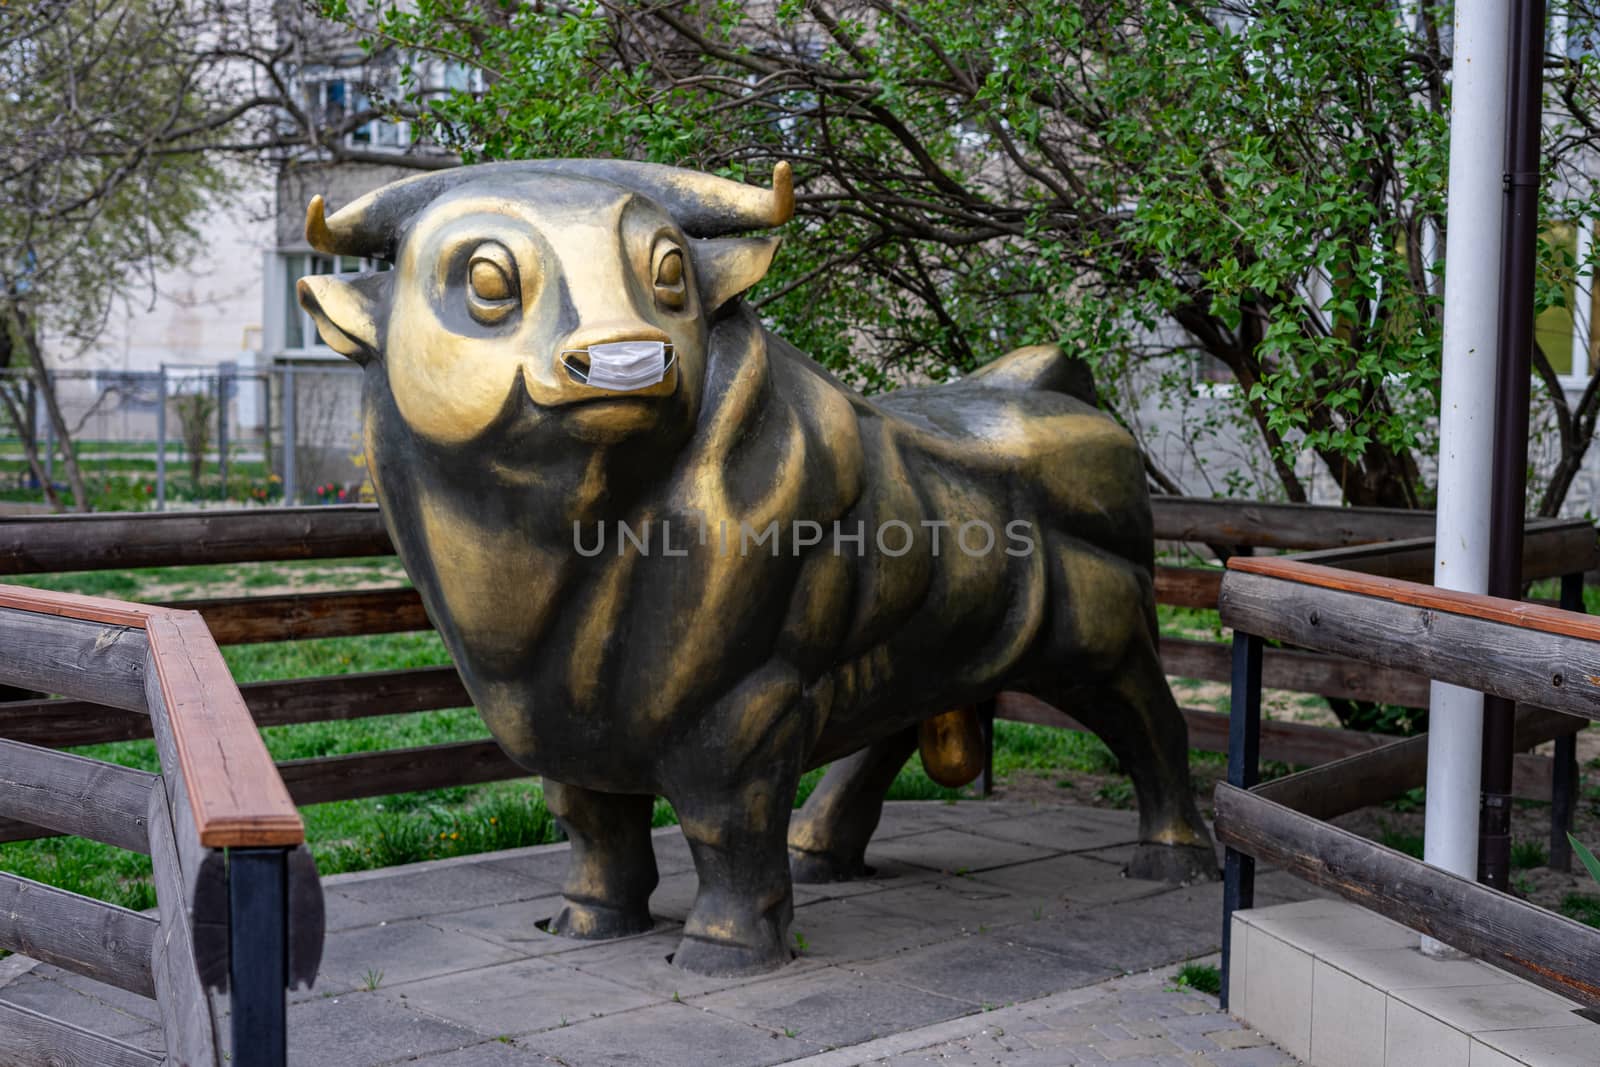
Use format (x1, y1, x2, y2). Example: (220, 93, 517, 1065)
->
(298, 161, 1215, 976)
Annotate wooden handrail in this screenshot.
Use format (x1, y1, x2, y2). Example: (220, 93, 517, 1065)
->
(1228, 556, 1600, 643)
(0, 584, 303, 849)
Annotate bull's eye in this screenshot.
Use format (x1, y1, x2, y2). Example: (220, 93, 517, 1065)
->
(653, 244, 687, 310)
(466, 242, 518, 324)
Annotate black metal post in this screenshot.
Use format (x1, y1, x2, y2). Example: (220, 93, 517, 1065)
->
(1480, 0, 1546, 893)
(217, 365, 232, 500)
(974, 698, 996, 797)
(229, 848, 289, 1067)
(1220, 630, 1262, 1012)
(1549, 573, 1586, 872)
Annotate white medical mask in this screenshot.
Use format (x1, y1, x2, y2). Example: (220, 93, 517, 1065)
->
(563, 340, 675, 391)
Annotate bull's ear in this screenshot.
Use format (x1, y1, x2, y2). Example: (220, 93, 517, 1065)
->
(295, 273, 390, 363)
(690, 236, 782, 313)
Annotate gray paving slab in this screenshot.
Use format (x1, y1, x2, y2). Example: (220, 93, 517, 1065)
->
(329, 859, 550, 925)
(419, 894, 639, 955)
(0, 972, 155, 1039)
(864, 826, 1059, 875)
(966, 807, 1143, 855)
(855, 931, 1118, 1008)
(406, 1036, 563, 1065)
(285, 988, 485, 1067)
(523, 1000, 826, 1066)
(966, 852, 1166, 908)
(0, 799, 1304, 1067)
(317, 917, 526, 992)
(383, 956, 657, 1037)
(693, 966, 975, 1049)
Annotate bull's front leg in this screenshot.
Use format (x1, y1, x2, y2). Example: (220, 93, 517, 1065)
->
(665, 668, 812, 976)
(545, 780, 658, 939)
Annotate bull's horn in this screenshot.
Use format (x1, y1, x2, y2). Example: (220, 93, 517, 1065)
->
(305, 195, 335, 254)
(302, 158, 796, 259)
(520, 158, 795, 236)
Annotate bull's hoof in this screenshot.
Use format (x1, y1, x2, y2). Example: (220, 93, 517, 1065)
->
(788, 847, 869, 884)
(671, 932, 790, 977)
(1125, 842, 1220, 884)
(546, 898, 655, 940)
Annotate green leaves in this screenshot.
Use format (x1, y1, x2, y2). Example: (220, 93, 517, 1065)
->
(1570, 833, 1600, 889)
(322, 0, 1597, 507)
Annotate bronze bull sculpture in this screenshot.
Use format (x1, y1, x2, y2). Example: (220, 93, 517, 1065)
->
(296, 160, 1216, 976)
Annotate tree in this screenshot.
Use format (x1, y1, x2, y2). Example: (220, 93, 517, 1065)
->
(0, 0, 462, 512)
(333, 0, 1600, 514)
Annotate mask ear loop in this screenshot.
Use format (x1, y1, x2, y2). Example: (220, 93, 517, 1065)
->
(560, 343, 676, 387)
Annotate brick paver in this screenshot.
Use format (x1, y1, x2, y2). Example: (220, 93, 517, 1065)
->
(0, 799, 1304, 1066)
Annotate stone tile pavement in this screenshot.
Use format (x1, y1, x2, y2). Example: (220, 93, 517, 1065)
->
(0, 799, 1309, 1065)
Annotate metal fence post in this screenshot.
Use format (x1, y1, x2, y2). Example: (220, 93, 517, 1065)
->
(217, 365, 232, 499)
(228, 848, 288, 1067)
(155, 367, 168, 512)
(1549, 572, 1586, 872)
(39, 377, 54, 486)
(281, 362, 297, 505)
(1220, 630, 1262, 1012)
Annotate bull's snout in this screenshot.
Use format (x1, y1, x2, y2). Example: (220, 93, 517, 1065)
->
(524, 322, 681, 408)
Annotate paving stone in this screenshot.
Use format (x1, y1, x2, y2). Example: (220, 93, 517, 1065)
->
(0, 974, 153, 1039)
(318, 918, 524, 990)
(1210, 1028, 1269, 1049)
(563, 927, 824, 1000)
(693, 966, 974, 1048)
(406, 1037, 562, 1065)
(865, 827, 1057, 875)
(525, 1001, 824, 1066)
(27, 964, 161, 1024)
(1206, 1047, 1298, 1066)
(383, 956, 656, 1037)
(415, 894, 579, 954)
(996, 905, 1215, 976)
(332, 862, 550, 925)
(968, 853, 1165, 908)
(286, 989, 484, 1067)
(970, 809, 1143, 855)
(787, 893, 967, 964)
(856, 931, 1116, 1007)
(1096, 1035, 1182, 1058)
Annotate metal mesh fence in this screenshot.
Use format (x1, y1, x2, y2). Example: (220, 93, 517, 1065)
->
(0, 363, 368, 512)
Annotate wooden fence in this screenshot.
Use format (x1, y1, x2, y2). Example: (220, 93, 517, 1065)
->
(0, 586, 321, 1067)
(0, 502, 1591, 847)
(1216, 557, 1600, 1011)
(0, 499, 1592, 1059)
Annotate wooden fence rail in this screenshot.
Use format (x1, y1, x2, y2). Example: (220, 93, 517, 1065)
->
(0, 586, 323, 1067)
(1216, 557, 1600, 1014)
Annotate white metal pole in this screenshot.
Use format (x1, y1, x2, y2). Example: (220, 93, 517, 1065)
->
(1423, 0, 1510, 953)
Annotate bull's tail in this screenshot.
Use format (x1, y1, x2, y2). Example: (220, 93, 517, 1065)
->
(966, 343, 1096, 404)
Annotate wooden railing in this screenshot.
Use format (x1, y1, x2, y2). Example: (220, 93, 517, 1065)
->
(0, 586, 322, 1067)
(0, 500, 1590, 1054)
(1215, 557, 1600, 1011)
(0, 503, 1591, 842)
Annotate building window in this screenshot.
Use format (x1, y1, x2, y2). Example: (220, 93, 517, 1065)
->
(302, 74, 411, 152)
(279, 253, 388, 355)
(1535, 219, 1600, 389)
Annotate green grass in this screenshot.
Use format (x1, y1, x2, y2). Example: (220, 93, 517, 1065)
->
(1378, 821, 1425, 859)
(1511, 839, 1549, 870)
(1560, 893, 1600, 929)
(0, 555, 1159, 907)
(1171, 962, 1222, 996)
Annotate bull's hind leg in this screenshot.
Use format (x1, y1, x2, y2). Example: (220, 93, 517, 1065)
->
(1030, 635, 1217, 882)
(788, 727, 919, 883)
(1030, 541, 1216, 882)
(544, 780, 658, 939)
